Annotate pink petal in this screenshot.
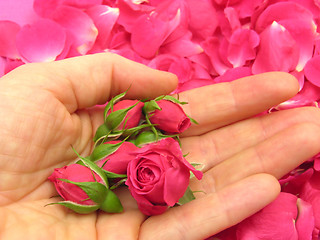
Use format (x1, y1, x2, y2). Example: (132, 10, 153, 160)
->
(131, 8, 180, 59)
(161, 32, 203, 57)
(304, 55, 320, 87)
(16, 19, 66, 63)
(201, 37, 232, 75)
(190, 62, 212, 80)
(52, 6, 98, 55)
(254, 2, 314, 33)
(62, 0, 103, 8)
(232, 0, 265, 19)
(227, 29, 260, 67)
(86, 5, 119, 49)
(0, 21, 20, 59)
(0, 0, 39, 26)
(0, 57, 6, 78)
(148, 54, 192, 83)
(4, 59, 25, 75)
(279, 19, 318, 71)
(173, 79, 214, 94)
(185, 0, 218, 39)
(168, 57, 192, 83)
(252, 21, 299, 74)
(214, 67, 252, 83)
(314, 39, 320, 56)
(236, 193, 299, 240)
(116, 0, 155, 32)
(33, 0, 63, 18)
(224, 7, 241, 32)
(296, 198, 315, 239)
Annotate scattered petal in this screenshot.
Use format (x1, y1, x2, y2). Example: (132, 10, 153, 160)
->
(16, 19, 66, 62)
(0, 21, 20, 59)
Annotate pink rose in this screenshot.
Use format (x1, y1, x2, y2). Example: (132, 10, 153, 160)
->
(149, 99, 191, 134)
(96, 140, 139, 175)
(125, 138, 202, 215)
(48, 163, 104, 206)
(109, 99, 144, 130)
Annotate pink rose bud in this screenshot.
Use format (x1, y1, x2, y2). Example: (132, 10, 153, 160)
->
(48, 164, 104, 206)
(96, 140, 139, 175)
(126, 138, 202, 215)
(109, 99, 144, 130)
(149, 99, 191, 134)
(48, 163, 123, 213)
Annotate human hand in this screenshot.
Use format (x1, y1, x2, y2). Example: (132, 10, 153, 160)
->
(0, 53, 320, 240)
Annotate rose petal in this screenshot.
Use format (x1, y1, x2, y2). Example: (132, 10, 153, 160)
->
(0, 0, 38, 26)
(279, 19, 318, 71)
(0, 57, 6, 78)
(16, 19, 66, 62)
(161, 31, 203, 57)
(227, 29, 260, 67)
(296, 198, 315, 239)
(52, 6, 98, 55)
(214, 67, 252, 83)
(0, 21, 20, 59)
(131, 8, 180, 58)
(116, 0, 154, 32)
(202, 37, 232, 75)
(254, 2, 314, 33)
(164, 166, 189, 206)
(86, 5, 119, 49)
(252, 21, 299, 74)
(185, 0, 218, 39)
(236, 193, 299, 240)
(33, 0, 62, 18)
(304, 55, 320, 88)
(173, 79, 214, 94)
(63, 0, 103, 8)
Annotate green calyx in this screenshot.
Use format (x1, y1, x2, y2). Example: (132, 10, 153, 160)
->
(99, 189, 123, 213)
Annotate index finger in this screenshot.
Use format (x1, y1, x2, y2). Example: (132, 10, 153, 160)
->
(179, 72, 299, 136)
(1, 53, 178, 113)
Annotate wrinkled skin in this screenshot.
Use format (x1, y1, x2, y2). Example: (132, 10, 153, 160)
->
(1, 53, 320, 240)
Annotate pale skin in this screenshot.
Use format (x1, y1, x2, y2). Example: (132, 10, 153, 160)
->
(1, 53, 320, 240)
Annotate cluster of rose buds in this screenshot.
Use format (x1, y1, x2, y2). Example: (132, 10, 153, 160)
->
(49, 92, 202, 215)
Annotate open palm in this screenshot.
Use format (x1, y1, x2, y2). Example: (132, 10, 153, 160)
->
(1, 53, 320, 240)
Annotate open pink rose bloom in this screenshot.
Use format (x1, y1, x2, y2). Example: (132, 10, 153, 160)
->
(2, 0, 320, 238)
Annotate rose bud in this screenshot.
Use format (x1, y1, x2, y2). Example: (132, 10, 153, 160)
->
(48, 163, 123, 214)
(96, 140, 139, 175)
(107, 99, 144, 130)
(126, 138, 202, 215)
(148, 99, 191, 134)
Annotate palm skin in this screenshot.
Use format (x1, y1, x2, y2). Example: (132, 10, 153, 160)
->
(1, 53, 320, 240)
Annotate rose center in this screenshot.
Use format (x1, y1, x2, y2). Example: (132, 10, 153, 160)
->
(138, 167, 155, 182)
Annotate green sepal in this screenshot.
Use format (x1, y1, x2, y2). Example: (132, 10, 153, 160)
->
(89, 140, 123, 162)
(143, 100, 161, 113)
(177, 186, 196, 205)
(121, 123, 151, 137)
(72, 146, 109, 187)
(59, 179, 108, 204)
(93, 123, 111, 143)
(105, 102, 140, 130)
(103, 170, 127, 179)
(135, 131, 162, 146)
(186, 114, 199, 125)
(99, 189, 123, 213)
(46, 201, 100, 214)
(154, 95, 188, 105)
(104, 91, 128, 120)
